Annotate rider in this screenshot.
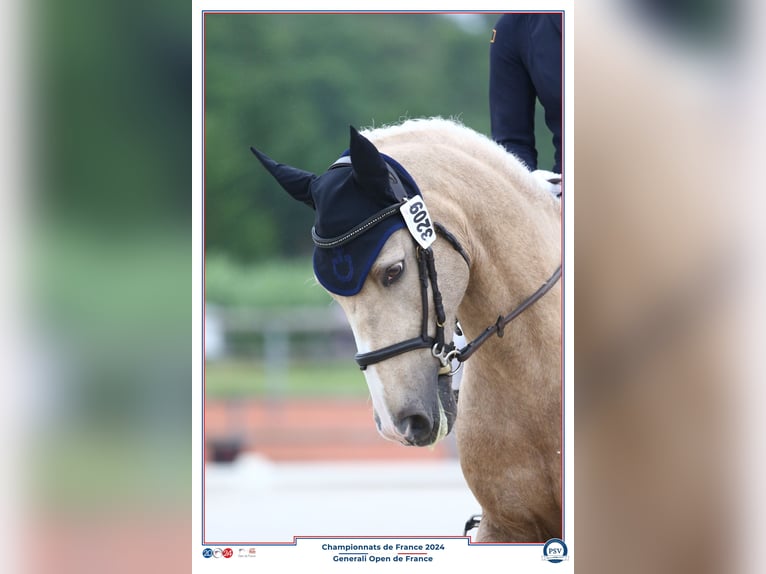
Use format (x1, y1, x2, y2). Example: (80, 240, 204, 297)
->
(489, 13, 562, 197)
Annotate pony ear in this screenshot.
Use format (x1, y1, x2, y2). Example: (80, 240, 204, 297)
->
(251, 147, 316, 209)
(348, 126, 389, 190)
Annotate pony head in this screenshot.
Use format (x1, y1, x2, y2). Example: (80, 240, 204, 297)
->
(252, 126, 467, 446)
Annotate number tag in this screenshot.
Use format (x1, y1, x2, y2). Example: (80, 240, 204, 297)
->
(400, 197, 436, 249)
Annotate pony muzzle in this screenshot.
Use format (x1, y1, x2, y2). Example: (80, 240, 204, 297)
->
(393, 409, 435, 446)
(387, 375, 457, 447)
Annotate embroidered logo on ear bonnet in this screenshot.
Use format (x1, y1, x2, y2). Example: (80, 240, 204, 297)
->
(251, 126, 422, 295)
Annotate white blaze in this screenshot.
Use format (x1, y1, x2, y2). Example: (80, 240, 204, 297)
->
(363, 366, 398, 435)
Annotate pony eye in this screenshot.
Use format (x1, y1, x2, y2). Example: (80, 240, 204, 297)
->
(382, 261, 404, 286)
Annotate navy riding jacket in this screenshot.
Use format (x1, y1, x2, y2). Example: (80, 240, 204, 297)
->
(489, 13, 562, 174)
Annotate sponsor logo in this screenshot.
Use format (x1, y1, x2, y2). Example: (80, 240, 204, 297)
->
(202, 547, 235, 559)
(238, 547, 257, 558)
(542, 538, 569, 563)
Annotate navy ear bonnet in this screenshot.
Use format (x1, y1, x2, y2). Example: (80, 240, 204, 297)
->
(251, 126, 422, 296)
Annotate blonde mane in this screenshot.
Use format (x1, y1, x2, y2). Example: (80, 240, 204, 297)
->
(362, 117, 557, 210)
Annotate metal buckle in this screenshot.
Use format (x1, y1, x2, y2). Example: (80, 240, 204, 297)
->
(432, 344, 462, 376)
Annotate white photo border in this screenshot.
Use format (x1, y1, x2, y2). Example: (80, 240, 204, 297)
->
(192, 3, 574, 571)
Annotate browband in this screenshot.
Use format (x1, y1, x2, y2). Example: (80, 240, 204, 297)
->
(311, 157, 410, 249)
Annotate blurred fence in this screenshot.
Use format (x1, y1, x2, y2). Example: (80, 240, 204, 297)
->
(204, 304, 459, 462)
(205, 304, 355, 363)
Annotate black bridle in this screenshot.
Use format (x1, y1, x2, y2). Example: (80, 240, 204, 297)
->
(354, 235, 459, 372)
(316, 156, 562, 375)
(353, 225, 561, 373)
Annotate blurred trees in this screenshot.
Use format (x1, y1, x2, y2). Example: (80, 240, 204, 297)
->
(205, 13, 554, 263)
(39, 0, 190, 233)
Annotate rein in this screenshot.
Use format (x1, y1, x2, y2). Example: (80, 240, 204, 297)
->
(454, 263, 562, 363)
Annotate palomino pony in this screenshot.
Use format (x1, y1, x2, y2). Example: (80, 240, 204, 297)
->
(252, 118, 561, 542)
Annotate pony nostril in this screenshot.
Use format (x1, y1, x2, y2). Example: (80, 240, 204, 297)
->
(395, 412, 433, 444)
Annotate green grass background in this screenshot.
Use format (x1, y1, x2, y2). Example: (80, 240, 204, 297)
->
(206, 358, 367, 399)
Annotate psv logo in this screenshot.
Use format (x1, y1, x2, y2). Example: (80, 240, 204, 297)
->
(542, 538, 569, 563)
